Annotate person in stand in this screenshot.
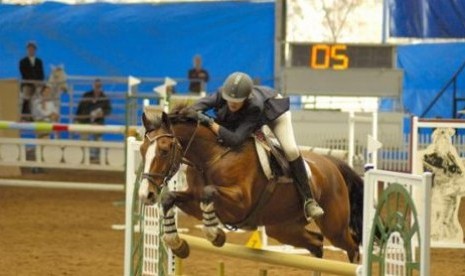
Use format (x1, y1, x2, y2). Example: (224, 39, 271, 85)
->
(31, 84, 59, 173)
(189, 72, 324, 221)
(32, 84, 59, 125)
(19, 41, 45, 121)
(75, 79, 112, 160)
(188, 54, 209, 94)
(75, 78, 112, 126)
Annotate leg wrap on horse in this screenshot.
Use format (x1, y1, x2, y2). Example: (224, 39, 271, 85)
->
(200, 202, 221, 242)
(162, 207, 183, 250)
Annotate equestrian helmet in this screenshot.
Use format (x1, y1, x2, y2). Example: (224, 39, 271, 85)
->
(221, 72, 253, 102)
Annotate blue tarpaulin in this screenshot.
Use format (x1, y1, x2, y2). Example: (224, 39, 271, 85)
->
(397, 43, 465, 118)
(2, 1, 464, 121)
(389, 0, 465, 38)
(0, 1, 275, 92)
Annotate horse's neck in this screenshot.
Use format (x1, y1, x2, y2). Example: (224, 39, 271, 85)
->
(177, 125, 224, 167)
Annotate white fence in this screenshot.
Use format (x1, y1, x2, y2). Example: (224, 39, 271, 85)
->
(0, 137, 124, 171)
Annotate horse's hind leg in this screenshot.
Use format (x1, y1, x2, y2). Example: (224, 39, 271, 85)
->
(324, 227, 360, 263)
(265, 219, 324, 258)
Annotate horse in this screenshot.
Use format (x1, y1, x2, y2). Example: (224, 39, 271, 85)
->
(48, 64, 68, 93)
(46, 64, 68, 109)
(139, 105, 364, 263)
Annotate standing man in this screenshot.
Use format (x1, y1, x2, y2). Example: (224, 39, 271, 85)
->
(75, 79, 112, 126)
(19, 41, 45, 121)
(188, 54, 209, 94)
(75, 79, 112, 161)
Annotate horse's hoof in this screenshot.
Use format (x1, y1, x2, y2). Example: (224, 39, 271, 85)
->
(350, 250, 361, 263)
(172, 239, 190, 259)
(211, 230, 226, 247)
(310, 246, 323, 258)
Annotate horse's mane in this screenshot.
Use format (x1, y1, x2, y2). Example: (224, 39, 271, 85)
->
(170, 103, 190, 114)
(167, 103, 198, 124)
(144, 103, 196, 129)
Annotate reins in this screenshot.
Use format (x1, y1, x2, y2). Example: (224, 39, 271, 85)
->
(143, 119, 233, 190)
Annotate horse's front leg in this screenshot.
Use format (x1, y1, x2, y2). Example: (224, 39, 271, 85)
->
(200, 185, 226, 247)
(160, 191, 191, 258)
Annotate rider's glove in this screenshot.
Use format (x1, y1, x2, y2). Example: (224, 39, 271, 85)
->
(197, 111, 214, 127)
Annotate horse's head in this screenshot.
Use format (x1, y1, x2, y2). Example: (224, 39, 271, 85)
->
(138, 112, 181, 204)
(48, 65, 68, 92)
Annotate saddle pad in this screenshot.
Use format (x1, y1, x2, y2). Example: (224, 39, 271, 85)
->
(254, 136, 274, 180)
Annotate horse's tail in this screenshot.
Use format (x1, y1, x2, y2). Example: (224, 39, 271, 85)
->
(327, 156, 364, 245)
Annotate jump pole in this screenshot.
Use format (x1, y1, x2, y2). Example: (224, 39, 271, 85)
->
(178, 234, 360, 276)
(0, 120, 137, 134)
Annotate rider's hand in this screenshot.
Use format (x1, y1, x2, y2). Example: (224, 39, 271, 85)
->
(182, 107, 198, 120)
(197, 111, 214, 127)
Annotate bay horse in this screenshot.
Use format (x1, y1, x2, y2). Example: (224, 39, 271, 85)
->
(139, 105, 364, 263)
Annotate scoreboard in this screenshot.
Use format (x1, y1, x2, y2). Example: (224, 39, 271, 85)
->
(290, 43, 395, 70)
(281, 43, 403, 97)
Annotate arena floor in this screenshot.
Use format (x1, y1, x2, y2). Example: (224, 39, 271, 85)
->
(1, 169, 465, 276)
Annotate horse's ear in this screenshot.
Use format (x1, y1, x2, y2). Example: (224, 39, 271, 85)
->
(142, 112, 152, 131)
(161, 112, 171, 130)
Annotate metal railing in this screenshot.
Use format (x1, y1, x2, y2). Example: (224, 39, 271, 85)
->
(421, 60, 465, 118)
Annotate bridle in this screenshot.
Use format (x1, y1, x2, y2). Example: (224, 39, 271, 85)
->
(141, 123, 200, 187)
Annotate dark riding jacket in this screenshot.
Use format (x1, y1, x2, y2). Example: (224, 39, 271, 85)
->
(19, 56, 44, 88)
(75, 90, 112, 125)
(191, 86, 290, 147)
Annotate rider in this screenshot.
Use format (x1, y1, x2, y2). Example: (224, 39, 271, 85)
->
(190, 72, 324, 221)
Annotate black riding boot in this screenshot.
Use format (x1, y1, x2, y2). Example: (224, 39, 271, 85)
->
(289, 156, 324, 221)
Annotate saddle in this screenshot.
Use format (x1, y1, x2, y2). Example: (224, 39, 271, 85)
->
(228, 127, 321, 230)
(253, 128, 292, 182)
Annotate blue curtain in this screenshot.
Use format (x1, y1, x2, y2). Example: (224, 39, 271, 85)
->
(0, 1, 275, 92)
(389, 0, 465, 38)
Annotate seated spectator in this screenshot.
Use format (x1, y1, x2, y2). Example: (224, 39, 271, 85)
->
(188, 54, 209, 94)
(31, 84, 59, 173)
(32, 84, 59, 125)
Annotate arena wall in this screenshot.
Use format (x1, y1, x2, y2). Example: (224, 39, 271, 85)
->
(0, 79, 20, 176)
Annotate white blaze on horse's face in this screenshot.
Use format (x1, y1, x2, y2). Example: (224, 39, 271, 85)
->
(139, 142, 157, 203)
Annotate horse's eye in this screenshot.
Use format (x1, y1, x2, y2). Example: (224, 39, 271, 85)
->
(159, 149, 169, 157)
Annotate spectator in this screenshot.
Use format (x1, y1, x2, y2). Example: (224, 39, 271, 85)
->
(32, 84, 59, 125)
(75, 79, 112, 125)
(75, 79, 112, 160)
(31, 84, 59, 173)
(19, 41, 45, 121)
(188, 54, 209, 94)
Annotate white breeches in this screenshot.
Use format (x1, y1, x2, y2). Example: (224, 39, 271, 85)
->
(268, 110, 300, 162)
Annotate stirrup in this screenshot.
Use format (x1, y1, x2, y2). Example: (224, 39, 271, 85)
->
(304, 199, 324, 221)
